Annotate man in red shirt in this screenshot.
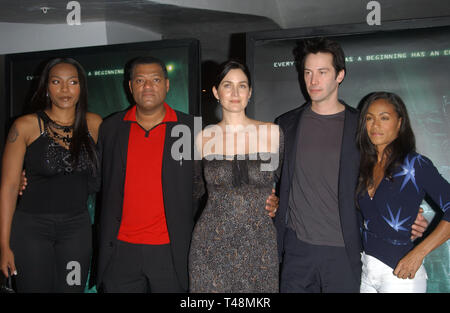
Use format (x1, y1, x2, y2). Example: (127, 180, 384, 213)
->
(96, 57, 279, 292)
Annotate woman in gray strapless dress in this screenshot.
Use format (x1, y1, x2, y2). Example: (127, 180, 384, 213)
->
(189, 60, 283, 293)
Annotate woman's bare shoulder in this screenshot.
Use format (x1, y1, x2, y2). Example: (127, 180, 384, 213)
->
(8, 114, 41, 145)
(14, 113, 37, 125)
(12, 114, 42, 133)
(86, 112, 102, 143)
(251, 120, 279, 132)
(249, 119, 277, 127)
(86, 112, 103, 126)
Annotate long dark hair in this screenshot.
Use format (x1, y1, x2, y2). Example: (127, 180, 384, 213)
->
(356, 91, 416, 197)
(30, 57, 98, 170)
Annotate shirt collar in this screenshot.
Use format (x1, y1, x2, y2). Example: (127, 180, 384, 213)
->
(123, 102, 177, 123)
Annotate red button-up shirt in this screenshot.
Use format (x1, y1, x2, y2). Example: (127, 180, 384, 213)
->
(117, 103, 177, 244)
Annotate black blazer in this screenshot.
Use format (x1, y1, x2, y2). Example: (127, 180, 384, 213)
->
(274, 102, 363, 283)
(94, 108, 197, 291)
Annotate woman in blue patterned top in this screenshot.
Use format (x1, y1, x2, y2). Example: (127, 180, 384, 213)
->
(356, 91, 450, 293)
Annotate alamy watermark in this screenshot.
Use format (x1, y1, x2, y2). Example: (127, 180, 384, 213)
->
(67, 1, 81, 25)
(366, 1, 381, 26)
(66, 261, 81, 286)
(170, 117, 280, 172)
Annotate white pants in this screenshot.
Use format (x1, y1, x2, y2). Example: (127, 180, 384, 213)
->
(360, 252, 427, 293)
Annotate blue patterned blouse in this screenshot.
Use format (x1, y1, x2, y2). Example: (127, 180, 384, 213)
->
(358, 152, 450, 269)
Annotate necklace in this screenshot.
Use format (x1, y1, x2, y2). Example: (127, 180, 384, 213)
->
(48, 126, 72, 144)
(48, 118, 74, 134)
(42, 112, 74, 145)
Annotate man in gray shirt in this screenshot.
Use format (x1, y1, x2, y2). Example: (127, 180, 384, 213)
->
(288, 107, 345, 248)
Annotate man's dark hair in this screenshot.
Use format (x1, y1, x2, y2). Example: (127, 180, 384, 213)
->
(299, 37, 346, 78)
(127, 56, 168, 80)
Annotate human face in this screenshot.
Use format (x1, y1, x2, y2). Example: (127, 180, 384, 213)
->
(47, 63, 80, 110)
(129, 63, 169, 113)
(303, 52, 344, 105)
(213, 68, 252, 114)
(365, 98, 402, 155)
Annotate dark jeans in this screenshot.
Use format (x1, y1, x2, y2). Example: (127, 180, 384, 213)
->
(101, 240, 183, 293)
(10, 210, 92, 293)
(280, 228, 359, 293)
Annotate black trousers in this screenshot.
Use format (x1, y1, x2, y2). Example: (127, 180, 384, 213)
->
(101, 240, 183, 293)
(10, 210, 92, 293)
(280, 228, 360, 293)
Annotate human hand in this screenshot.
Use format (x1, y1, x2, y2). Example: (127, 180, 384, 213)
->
(265, 189, 279, 218)
(393, 249, 425, 279)
(0, 247, 17, 278)
(411, 207, 428, 241)
(18, 169, 27, 196)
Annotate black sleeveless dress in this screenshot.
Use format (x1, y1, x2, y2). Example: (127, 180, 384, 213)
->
(10, 112, 97, 292)
(189, 131, 283, 293)
(16, 111, 96, 214)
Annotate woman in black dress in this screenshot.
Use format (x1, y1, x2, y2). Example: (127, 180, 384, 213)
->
(189, 60, 282, 292)
(0, 58, 102, 292)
